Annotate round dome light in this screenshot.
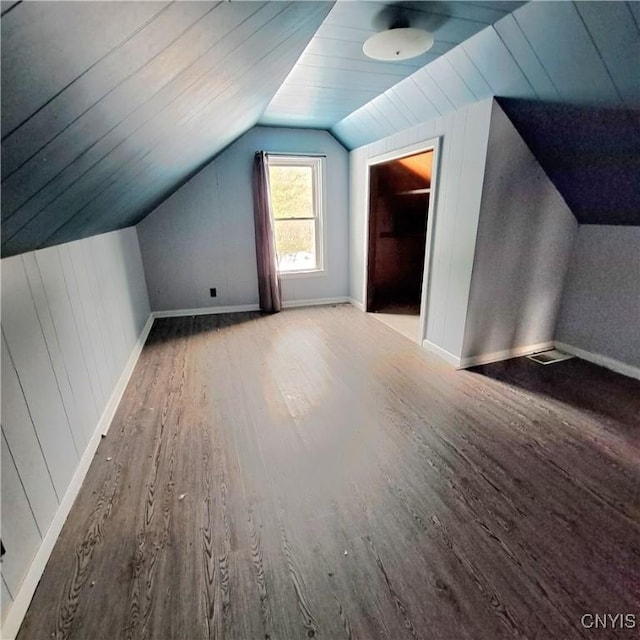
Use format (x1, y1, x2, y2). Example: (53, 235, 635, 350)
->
(363, 28, 434, 61)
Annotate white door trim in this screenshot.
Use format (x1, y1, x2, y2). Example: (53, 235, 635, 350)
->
(363, 137, 442, 344)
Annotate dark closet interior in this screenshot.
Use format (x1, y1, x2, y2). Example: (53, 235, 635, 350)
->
(366, 150, 433, 314)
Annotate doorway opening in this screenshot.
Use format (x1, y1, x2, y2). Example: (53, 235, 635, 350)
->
(366, 148, 434, 342)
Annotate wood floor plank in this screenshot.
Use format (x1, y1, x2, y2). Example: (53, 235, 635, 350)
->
(16, 305, 640, 640)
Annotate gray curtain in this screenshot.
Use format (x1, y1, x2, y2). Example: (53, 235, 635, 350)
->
(252, 152, 282, 313)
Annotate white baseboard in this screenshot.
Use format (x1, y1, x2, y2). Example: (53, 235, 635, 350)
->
(459, 341, 554, 369)
(554, 341, 640, 381)
(1, 312, 155, 640)
(153, 299, 352, 317)
(101, 313, 155, 435)
(282, 297, 349, 309)
(153, 304, 260, 318)
(348, 298, 365, 311)
(422, 339, 462, 368)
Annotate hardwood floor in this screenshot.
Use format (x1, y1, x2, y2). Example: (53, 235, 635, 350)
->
(17, 305, 640, 640)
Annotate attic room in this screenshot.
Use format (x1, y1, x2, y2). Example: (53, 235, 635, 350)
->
(1, 1, 638, 638)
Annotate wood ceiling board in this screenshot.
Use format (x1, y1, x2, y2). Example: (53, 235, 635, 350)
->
(352, 108, 389, 144)
(259, 114, 342, 129)
(0, 1, 171, 136)
(272, 68, 410, 92)
(263, 1, 524, 130)
(0, 1, 21, 16)
(384, 86, 425, 128)
(313, 23, 377, 42)
(3, 5, 324, 225)
(366, 100, 403, 134)
(295, 53, 420, 77)
(2, 1, 332, 256)
(411, 67, 455, 115)
(322, 1, 516, 31)
(629, 0, 640, 28)
(2, 2, 285, 221)
(389, 80, 441, 124)
(461, 27, 534, 98)
(373, 93, 416, 131)
(44, 21, 322, 247)
(574, 1, 640, 107)
(2, 2, 227, 179)
(425, 56, 477, 108)
(513, 1, 619, 105)
(492, 14, 560, 102)
(445, 46, 493, 100)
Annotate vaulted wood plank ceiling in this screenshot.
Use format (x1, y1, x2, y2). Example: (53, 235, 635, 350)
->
(1, 1, 639, 257)
(260, 0, 525, 128)
(1, 1, 333, 257)
(331, 1, 640, 225)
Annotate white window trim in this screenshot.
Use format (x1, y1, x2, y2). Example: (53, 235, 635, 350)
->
(267, 154, 326, 278)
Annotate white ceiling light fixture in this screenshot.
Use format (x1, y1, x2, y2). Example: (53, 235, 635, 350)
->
(363, 27, 434, 61)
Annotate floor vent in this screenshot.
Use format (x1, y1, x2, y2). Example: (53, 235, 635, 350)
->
(527, 349, 574, 365)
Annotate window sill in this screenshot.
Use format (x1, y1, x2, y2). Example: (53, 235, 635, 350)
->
(278, 269, 326, 280)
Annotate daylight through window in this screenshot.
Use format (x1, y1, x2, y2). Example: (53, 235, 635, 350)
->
(267, 155, 324, 274)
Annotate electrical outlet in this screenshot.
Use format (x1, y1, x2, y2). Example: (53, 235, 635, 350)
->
(210, 288, 217, 298)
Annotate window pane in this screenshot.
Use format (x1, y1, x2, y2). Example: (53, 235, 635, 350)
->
(274, 219, 317, 271)
(269, 165, 314, 219)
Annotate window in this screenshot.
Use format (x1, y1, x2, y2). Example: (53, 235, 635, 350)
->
(267, 155, 324, 274)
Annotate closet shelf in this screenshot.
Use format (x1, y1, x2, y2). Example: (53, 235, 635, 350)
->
(395, 188, 430, 195)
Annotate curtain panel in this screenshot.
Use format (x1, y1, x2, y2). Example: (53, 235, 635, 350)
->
(252, 151, 282, 313)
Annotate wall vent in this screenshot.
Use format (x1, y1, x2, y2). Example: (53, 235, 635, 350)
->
(527, 349, 574, 365)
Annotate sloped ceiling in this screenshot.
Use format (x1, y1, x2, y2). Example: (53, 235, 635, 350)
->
(2, 1, 639, 258)
(0, 1, 333, 257)
(260, 0, 525, 128)
(498, 100, 640, 226)
(332, 1, 639, 148)
(330, 1, 640, 225)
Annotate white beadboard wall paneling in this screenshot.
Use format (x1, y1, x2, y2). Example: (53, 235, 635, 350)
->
(0, 227, 151, 635)
(1, 577, 12, 625)
(0, 432, 42, 603)
(66, 240, 117, 403)
(1, 336, 59, 533)
(138, 127, 349, 312)
(461, 101, 578, 363)
(348, 99, 493, 360)
(1, 256, 79, 497)
(34, 248, 101, 430)
(21, 253, 89, 454)
(430, 109, 466, 351)
(443, 102, 495, 358)
(56, 244, 108, 409)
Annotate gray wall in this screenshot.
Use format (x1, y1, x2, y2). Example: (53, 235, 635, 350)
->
(1, 228, 150, 627)
(137, 126, 349, 311)
(349, 99, 493, 361)
(556, 225, 640, 370)
(462, 101, 578, 362)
